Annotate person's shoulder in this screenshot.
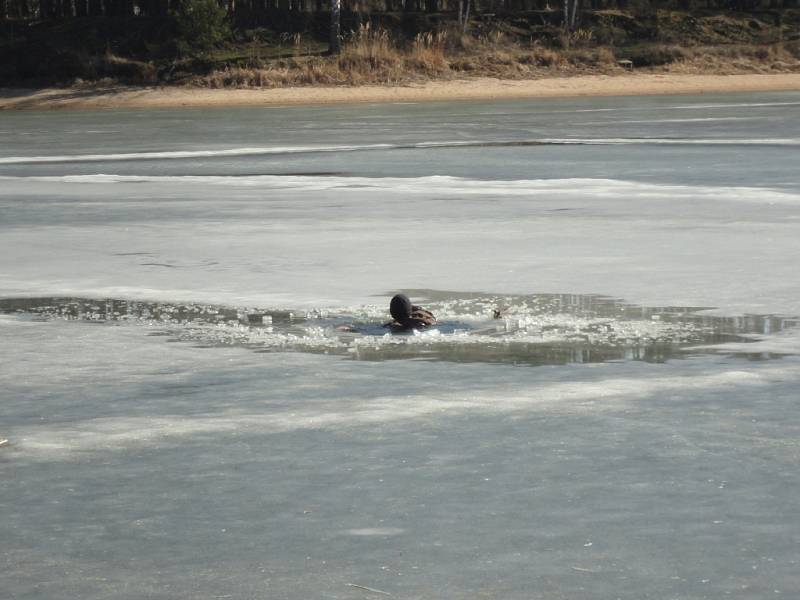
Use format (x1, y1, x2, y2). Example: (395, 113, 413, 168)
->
(410, 308, 436, 326)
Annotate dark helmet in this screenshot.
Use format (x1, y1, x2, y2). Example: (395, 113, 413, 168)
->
(390, 294, 413, 323)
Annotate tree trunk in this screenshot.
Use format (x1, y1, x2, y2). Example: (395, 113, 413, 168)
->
(11, 0, 31, 19)
(569, 0, 579, 31)
(40, 0, 54, 18)
(330, 0, 341, 54)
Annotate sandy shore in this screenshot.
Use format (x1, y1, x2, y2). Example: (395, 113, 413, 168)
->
(2, 73, 800, 110)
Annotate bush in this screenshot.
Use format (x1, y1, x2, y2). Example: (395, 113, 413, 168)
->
(100, 54, 158, 83)
(177, 0, 231, 55)
(623, 44, 687, 67)
(567, 47, 616, 67)
(519, 46, 561, 67)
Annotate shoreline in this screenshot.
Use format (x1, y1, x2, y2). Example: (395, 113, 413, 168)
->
(2, 72, 800, 110)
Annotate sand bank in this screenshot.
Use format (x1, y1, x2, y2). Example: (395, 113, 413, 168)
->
(2, 73, 800, 110)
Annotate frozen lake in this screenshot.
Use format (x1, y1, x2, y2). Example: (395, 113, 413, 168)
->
(2, 92, 800, 599)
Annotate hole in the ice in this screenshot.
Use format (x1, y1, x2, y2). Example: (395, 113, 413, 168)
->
(0, 293, 797, 367)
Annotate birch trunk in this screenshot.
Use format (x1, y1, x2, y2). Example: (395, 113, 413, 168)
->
(569, 0, 579, 31)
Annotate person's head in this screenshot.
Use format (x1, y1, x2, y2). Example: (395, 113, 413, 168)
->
(390, 294, 413, 323)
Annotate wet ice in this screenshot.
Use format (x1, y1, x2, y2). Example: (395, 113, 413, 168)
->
(2, 293, 795, 366)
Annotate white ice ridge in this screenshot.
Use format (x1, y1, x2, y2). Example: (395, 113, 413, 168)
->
(13, 354, 799, 459)
(0, 144, 397, 164)
(566, 100, 800, 112)
(538, 137, 800, 146)
(2, 136, 799, 164)
(2, 174, 798, 204)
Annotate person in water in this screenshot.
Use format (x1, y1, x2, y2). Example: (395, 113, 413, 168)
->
(385, 294, 437, 331)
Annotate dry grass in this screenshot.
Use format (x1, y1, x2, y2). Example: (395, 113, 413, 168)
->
(341, 24, 396, 65)
(100, 53, 158, 83)
(566, 47, 617, 68)
(570, 29, 595, 46)
(410, 31, 448, 71)
(196, 21, 800, 90)
(645, 43, 800, 74)
(519, 46, 562, 67)
(203, 24, 453, 87)
(336, 24, 405, 82)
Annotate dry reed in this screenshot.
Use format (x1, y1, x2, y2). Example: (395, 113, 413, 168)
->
(410, 31, 448, 70)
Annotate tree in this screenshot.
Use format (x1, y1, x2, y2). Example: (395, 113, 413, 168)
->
(87, 0, 103, 17)
(177, 0, 231, 54)
(457, 0, 470, 33)
(563, 0, 579, 34)
(329, 0, 341, 54)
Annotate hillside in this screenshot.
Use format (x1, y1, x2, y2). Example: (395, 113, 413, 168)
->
(1, 6, 799, 87)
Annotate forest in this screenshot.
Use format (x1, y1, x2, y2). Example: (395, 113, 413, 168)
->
(2, 0, 799, 86)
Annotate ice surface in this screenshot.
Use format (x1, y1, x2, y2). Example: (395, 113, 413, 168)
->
(2, 318, 800, 599)
(2, 92, 800, 599)
(1, 173, 800, 315)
